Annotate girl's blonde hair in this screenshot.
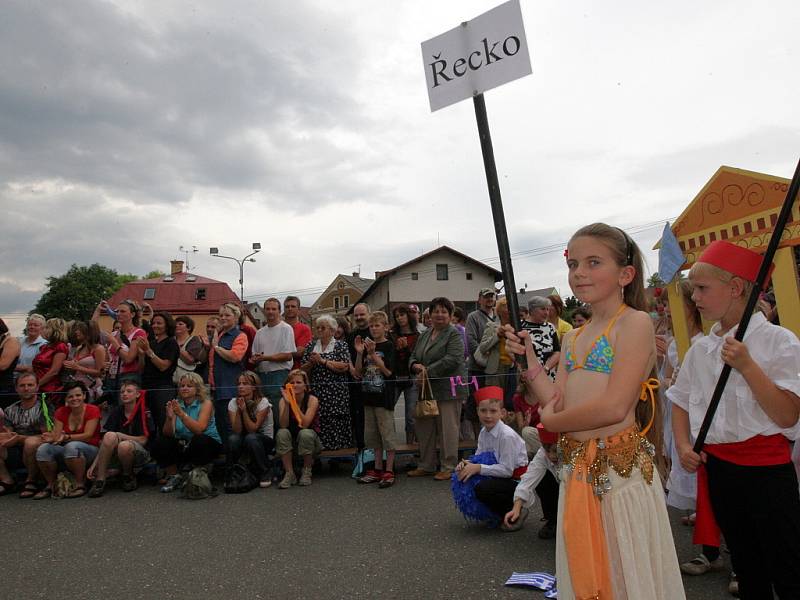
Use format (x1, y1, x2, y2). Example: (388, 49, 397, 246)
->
(570, 223, 662, 455)
(287, 369, 310, 387)
(179, 372, 207, 403)
(44, 318, 69, 344)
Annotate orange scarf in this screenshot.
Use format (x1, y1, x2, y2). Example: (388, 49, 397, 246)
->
(283, 383, 304, 426)
(562, 438, 613, 600)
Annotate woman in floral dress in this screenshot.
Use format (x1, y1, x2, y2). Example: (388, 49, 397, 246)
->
(300, 314, 353, 450)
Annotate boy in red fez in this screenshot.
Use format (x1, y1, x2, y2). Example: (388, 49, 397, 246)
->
(668, 240, 800, 598)
(455, 386, 528, 530)
(504, 423, 561, 537)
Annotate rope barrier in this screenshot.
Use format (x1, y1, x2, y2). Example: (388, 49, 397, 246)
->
(0, 370, 528, 397)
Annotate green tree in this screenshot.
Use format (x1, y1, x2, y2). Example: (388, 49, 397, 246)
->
(33, 263, 121, 321)
(143, 270, 166, 280)
(564, 295, 583, 310)
(113, 273, 139, 292)
(647, 272, 667, 288)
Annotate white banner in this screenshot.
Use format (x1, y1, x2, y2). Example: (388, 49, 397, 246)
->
(421, 0, 532, 112)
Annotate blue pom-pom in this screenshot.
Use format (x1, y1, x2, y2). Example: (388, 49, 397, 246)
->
(451, 451, 501, 527)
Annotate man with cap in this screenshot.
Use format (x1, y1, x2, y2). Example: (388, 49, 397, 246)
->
(455, 385, 527, 531)
(669, 240, 800, 598)
(504, 423, 561, 537)
(465, 289, 498, 430)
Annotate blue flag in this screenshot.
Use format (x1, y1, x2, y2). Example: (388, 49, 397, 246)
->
(658, 222, 685, 283)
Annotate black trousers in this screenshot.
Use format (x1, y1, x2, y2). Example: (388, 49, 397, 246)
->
(536, 470, 559, 523)
(348, 385, 365, 450)
(151, 434, 222, 469)
(474, 477, 518, 517)
(706, 454, 800, 600)
(227, 432, 274, 478)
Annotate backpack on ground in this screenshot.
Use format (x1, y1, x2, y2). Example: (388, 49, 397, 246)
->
(223, 463, 258, 494)
(180, 466, 217, 500)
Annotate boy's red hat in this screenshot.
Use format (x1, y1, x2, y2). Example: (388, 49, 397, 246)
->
(697, 240, 770, 284)
(474, 386, 503, 405)
(536, 422, 558, 445)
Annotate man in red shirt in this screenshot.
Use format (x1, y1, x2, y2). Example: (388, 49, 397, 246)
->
(284, 296, 311, 370)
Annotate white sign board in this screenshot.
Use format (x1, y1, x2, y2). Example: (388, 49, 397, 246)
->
(421, 0, 532, 112)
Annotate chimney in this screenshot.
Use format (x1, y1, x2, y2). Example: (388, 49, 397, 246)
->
(352, 272, 359, 278)
(519, 288, 526, 294)
(170, 260, 184, 275)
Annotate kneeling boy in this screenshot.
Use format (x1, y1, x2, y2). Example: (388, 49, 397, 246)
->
(457, 385, 527, 529)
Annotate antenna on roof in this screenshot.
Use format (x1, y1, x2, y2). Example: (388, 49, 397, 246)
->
(179, 245, 198, 271)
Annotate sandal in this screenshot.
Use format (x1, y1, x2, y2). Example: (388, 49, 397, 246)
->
(0, 480, 15, 496)
(67, 485, 87, 499)
(33, 487, 52, 500)
(19, 481, 39, 499)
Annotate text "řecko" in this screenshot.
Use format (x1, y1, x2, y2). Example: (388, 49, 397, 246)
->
(428, 36, 521, 88)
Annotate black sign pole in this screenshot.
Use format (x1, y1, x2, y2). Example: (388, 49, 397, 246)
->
(693, 157, 800, 453)
(472, 92, 522, 332)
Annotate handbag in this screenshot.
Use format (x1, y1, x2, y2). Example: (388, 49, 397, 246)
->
(414, 370, 439, 418)
(223, 463, 258, 494)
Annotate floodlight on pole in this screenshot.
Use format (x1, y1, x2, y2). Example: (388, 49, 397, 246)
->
(209, 243, 261, 303)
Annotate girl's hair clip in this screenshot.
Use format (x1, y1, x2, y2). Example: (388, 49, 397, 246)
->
(563, 249, 569, 259)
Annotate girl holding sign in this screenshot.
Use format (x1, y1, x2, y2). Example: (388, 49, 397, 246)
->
(505, 223, 684, 600)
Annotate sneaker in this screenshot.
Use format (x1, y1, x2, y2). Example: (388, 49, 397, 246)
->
(259, 475, 272, 488)
(728, 573, 739, 597)
(378, 471, 395, 488)
(502, 507, 529, 532)
(298, 467, 313, 486)
(406, 468, 435, 477)
(160, 474, 185, 493)
(122, 475, 138, 492)
(680, 553, 724, 576)
(88, 480, 106, 498)
(537, 519, 557, 539)
(357, 469, 383, 484)
(278, 471, 297, 489)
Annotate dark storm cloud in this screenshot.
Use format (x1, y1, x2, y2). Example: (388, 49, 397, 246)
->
(0, 1, 379, 207)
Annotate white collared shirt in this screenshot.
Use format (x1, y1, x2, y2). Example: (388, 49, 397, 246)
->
(476, 419, 528, 477)
(513, 447, 559, 508)
(667, 311, 800, 443)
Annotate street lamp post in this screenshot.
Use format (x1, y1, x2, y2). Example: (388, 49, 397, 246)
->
(210, 243, 261, 304)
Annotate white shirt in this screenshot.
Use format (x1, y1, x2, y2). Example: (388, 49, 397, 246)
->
(251, 320, 296, 373)
(513, 447, 558, 508)
(227, 397, 274, 438)
(476, 419, 528, 478)
(667, 312, 800, 444)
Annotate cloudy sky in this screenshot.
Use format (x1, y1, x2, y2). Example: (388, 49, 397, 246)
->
(1, 0, 799, 326)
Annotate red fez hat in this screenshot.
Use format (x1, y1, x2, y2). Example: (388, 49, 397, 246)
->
(697, 241, 771, 285)
(474, 386, 504, 405)
(536, 422, 558, 445)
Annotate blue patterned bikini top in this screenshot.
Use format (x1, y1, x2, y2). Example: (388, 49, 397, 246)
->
(564, 305, 627, 374)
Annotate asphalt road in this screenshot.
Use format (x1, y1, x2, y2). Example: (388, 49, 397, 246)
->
(0, 464, 732, 600)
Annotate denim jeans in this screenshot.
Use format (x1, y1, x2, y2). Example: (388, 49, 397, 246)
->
(394, 377, 418, 435)
(259, 369, 289, 432)
(36, 441, 99, 464)
(227, 432, 275, 478)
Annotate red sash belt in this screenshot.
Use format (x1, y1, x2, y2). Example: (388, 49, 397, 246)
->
(512, 465, 527, 480)
(694, 434, 791, 546)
